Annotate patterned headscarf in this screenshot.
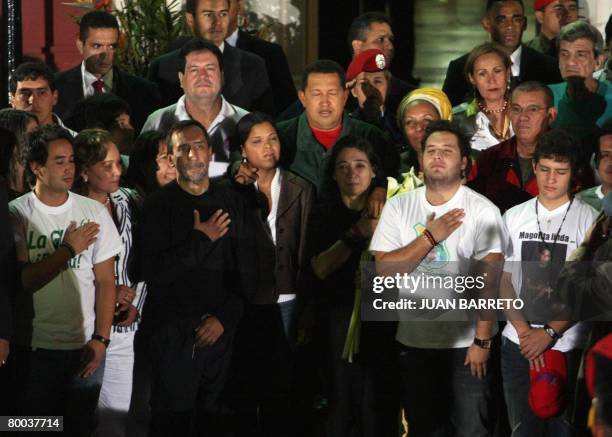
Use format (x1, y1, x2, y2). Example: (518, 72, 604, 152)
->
(396, 88, 453, 128)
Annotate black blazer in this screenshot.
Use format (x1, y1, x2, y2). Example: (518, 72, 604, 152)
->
(54, 65, 161, 133)
(442, 44, 562, 107)
(147, 43, 275, 115)
(236, 30, 297, 115)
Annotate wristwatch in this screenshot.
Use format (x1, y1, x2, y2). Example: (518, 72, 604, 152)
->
(473, 337, 492, 349)
(91, 333, 111, 348)
(543, 324, 562, 340)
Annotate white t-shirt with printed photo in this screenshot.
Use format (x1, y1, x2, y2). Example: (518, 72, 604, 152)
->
(370, 185, 505, 349)
(9, 191, 122, 349)
(502, 197, 598, 352)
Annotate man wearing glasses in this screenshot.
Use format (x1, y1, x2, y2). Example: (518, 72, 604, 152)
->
(9, 62, 76, 136)
(469, 81, 557, 213)
(527, 0, 579, 57)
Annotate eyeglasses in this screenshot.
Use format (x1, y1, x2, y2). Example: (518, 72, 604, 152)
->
(508, 105, 546, 116)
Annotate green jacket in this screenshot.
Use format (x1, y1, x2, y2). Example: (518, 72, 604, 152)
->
(277, 112, 399, 192)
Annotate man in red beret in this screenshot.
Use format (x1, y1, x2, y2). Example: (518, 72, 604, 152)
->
(527, 0, 579, 57)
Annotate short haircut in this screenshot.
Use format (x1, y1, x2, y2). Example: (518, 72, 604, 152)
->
(67, 94, 132, 132)
(125, 130, 167, 195)
(511, 81, 555, 108)
(177, 38, 224, 74)
(301, 59, 346, 91)
(24, 124, 74, 186)
(464, 42, 512, 83)
(166, 119, 211, 153)
(485, 0, 524, 14)
(9, 62, 56, 94)
(233, 111, 277, 154)
(73, 129, 114, 194)
(558, 20, 605, 57)
(421, 120, 473, 175)
(79, 10, 119, 42)
(185, 0, 230, 15)
(346, 12, 392, 54)
(533, 128, 580, 174)
(323, 134, 381, 194)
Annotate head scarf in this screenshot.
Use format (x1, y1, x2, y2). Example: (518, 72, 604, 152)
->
(396, 88, 453, 129)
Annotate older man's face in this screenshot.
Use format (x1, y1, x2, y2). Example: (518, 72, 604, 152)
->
(354, 21, 394, 63)
(298, 73, 348, 131)
(559, 38, 599, 79)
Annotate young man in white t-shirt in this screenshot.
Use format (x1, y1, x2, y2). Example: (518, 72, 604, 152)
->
(501, 129, 598, 436)
(8, 125, 122, 434)
(371, 120, 506, 436)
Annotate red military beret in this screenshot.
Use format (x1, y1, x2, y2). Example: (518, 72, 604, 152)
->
(346, 49, 388, 83)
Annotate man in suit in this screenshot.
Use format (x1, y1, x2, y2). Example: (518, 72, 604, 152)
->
(54, 11, 161, 132)
(148, 0, 275, 114)
(442, 0, 562, 107)
(225, 0, 297, 115)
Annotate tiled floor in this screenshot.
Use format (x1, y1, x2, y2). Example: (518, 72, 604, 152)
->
(414, 0, 537, 88)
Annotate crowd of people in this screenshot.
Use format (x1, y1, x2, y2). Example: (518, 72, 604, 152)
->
(0, 0, 612, 436)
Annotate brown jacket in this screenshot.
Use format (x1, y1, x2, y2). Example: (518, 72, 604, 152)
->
(232, 170, 314, 305)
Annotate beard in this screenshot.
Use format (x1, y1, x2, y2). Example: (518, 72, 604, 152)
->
(178, 160, 207, 183)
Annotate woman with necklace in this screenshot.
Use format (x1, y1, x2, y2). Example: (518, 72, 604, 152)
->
(453, 42, 514, 153)
(73, 129, 145, 437)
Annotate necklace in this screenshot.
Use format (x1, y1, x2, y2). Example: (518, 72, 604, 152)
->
(478, 99, 508, 114)
(535, 197, 573, 253)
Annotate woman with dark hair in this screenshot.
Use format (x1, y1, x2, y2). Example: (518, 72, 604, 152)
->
(305, 135, 397, 436)
(453, 42, 514, 152)
(73, 129, 145, 437)
(0, 109, 39, 199)
(124, 131, 176, 197)
(228, 111, 314, 436)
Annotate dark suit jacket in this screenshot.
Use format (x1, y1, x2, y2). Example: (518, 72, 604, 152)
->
(442, 44, 562, 107)
(236, 30, 297, 115)
(147, 43, 275, 114)
(54, 65, 161, 133)
(231, 170, 314, 304)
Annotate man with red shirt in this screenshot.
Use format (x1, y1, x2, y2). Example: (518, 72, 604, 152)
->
(470, 81, 557, 213)
(237, 59, 398, 216)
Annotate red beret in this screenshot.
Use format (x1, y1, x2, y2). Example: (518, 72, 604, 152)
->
(346, 49, 388, 82)
(534, 0, 556, 10)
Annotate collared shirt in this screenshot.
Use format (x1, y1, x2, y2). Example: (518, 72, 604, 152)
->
(226, 29, 239, 47)
(141, 95, 248, 175)
(53, 114, 77, 137)
(218, 41, 225, 53)
(81, 61, 113, 97)
(510, 45, 522, 78)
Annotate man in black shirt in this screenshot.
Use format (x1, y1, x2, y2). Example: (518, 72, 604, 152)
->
(139, 119, 257, 436)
